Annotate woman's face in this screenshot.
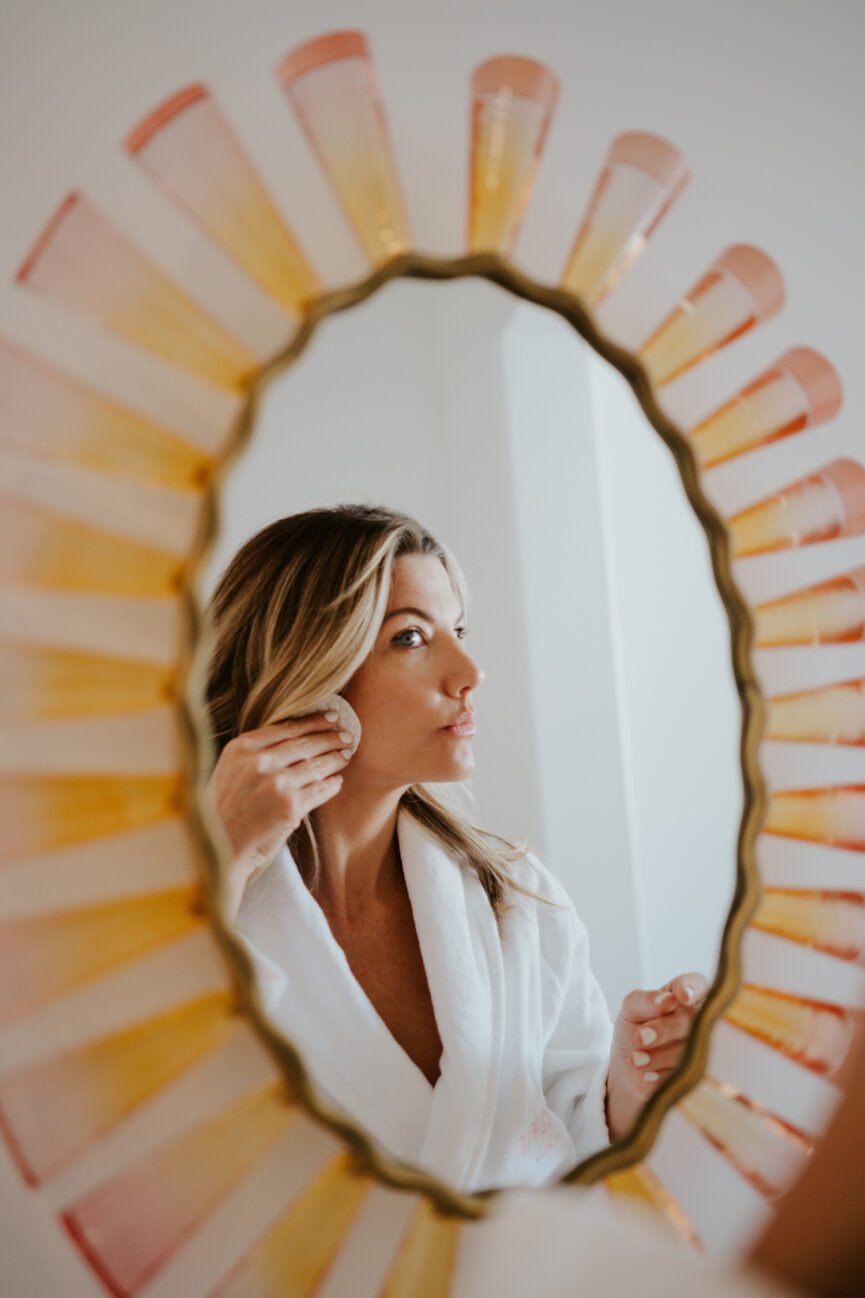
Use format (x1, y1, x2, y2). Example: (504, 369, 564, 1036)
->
(341, 554, 484, 791)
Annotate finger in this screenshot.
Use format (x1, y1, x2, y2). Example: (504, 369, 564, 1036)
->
(295, 749, 352, 788)
(629, 1008, 694, 1051)
(273, 750, 349, 796)
(618, 986, 680, 1025)
(630, 1041, 690, 1073)
(302, 773, 344, 813)
(256, 729, 352, 772)
(667, 972, 710, 1008)
(635, 1065, 674, 1088)
(235, 712, 341, 751)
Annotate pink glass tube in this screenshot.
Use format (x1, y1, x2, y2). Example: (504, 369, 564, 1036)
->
(690, 347, 843, 469)
(765, 786, 865, 851)
(754, 566, 865, 647)
(0, 337, 209, 490)
(126, 85, 319, 315)
(767, 678, 865, 745)
(638, 244, 785, 386)
(276, 31, 410, 265)
(753, 889, 865, 963)
(0, 992, 236, 1185)
(730, 459, 865, 557)
(63, 1086, 295, 1298)
(560, 131, 689, 306)
(17, 195, 258, 390)
(468, 55, 560, 255)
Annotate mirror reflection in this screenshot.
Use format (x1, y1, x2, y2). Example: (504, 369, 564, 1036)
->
(199, 277, 741, 1191)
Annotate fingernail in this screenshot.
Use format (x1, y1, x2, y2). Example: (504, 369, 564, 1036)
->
(654, 991, 672, 1006)
(324, 710, 339, 722)
(339, 731, 353, 744)
(632, 1051, 651, 1067)
(682, 983, 696, 1004)
(639, 1027, 657, 1046)
(341, 748, 352, 759)
(644, 1071, 660, 1084)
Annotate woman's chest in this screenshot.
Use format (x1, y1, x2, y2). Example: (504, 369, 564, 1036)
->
(324, 894, 443, 1087)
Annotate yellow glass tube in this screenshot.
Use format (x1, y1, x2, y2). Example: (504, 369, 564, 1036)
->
(211, 1153, 371, 1298)
(603, 1164, 700, 1247)
(0, 886, 203, 1024)
(65, 1085, 298, 1298)
(0, 992, 238, 1184)
(0, 495, 186, 596)
(0, 642, 174, 721)
(690, 347, 842, 469)
(639, 245, 784, 386)
(127, 85, 319, 314)
(276, 31, 410, 265)
(0, 772, 183, 865)
(753, 889, 865, 963)
(765, 786, 865, 850)
(730, 459, 865, 558)
(724, 984, 854, 1077)
(561, 131, 689, 306)
(468, 55, 559, 255)
(767, 678, 865, 745)
(18, 195, 258, 390)
(754, 568, 865, 647)
(679, 1077, 810, 1199)
(0, 337, 212, 490)
(378, 1199, 461, 1298)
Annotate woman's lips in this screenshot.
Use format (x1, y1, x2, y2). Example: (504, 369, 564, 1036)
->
(444, 712, 476, 736)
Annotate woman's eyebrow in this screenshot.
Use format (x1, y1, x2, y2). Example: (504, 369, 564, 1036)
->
(382, 606, 434, 624)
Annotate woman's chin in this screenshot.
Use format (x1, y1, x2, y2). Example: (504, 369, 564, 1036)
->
(433, 750, 476, 782)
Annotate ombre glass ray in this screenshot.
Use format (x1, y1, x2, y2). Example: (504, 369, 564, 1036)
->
(468, 55, 559, 255)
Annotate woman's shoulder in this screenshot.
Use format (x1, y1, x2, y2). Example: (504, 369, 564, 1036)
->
(503, 846, 588, 952)
(502, 843, 572, 908)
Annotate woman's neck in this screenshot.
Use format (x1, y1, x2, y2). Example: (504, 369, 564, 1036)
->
(299, 784, 406, 921)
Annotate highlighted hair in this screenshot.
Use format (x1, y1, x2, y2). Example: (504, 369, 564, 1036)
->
(205, 504, 540, 916)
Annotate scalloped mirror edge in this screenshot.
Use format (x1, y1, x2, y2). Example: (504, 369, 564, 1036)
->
(183, 248, 768, 1217)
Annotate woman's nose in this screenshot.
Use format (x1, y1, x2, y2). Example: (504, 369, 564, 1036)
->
(449, 643, 484, 695)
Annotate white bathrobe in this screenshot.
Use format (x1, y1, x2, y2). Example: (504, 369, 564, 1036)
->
(234, 808, 613, 1192)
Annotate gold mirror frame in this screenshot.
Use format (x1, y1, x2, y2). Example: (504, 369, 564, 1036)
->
(189, 249, 766, 1214)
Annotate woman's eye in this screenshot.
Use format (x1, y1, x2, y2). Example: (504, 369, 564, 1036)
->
(393, 627, 426, 648)
(456, 626, 468, 640)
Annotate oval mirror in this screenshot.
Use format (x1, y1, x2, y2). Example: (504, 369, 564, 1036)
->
(199, 267, 741, 1191)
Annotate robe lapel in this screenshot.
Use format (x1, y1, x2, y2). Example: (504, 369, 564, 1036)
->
(398, 811, 506, 1189)
(236, 840, 433, 1164)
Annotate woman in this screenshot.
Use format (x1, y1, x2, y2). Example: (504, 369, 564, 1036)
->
(205, 503, 707, 1191)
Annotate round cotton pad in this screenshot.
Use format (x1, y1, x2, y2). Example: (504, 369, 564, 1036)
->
(298, 693, 362, 756)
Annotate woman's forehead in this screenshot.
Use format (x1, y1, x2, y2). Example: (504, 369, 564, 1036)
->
(387, 554, 464, 619)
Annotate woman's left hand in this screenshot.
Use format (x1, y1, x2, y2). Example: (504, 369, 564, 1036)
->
(605, 971, 710, 1142)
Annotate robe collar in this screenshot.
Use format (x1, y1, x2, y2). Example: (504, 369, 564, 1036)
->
(239, 805, 505, 1186)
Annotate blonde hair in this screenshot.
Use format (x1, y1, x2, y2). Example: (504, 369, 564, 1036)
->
(205, 504, 540, 917)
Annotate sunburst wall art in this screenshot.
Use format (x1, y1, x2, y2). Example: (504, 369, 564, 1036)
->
(1, 27, 863, 1298)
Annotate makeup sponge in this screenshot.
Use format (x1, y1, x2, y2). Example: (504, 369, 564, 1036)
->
(300, 693, 362, 757)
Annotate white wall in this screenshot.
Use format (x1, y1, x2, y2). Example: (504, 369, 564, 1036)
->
(588, 350, 740, 989)
(501, 307, 646, 1006)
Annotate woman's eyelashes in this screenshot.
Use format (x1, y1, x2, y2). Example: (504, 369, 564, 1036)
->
(392, 627, 427, 649)
(390, 625, 468, 649)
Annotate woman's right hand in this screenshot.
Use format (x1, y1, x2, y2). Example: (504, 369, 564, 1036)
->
(206, 710, 353, 921)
